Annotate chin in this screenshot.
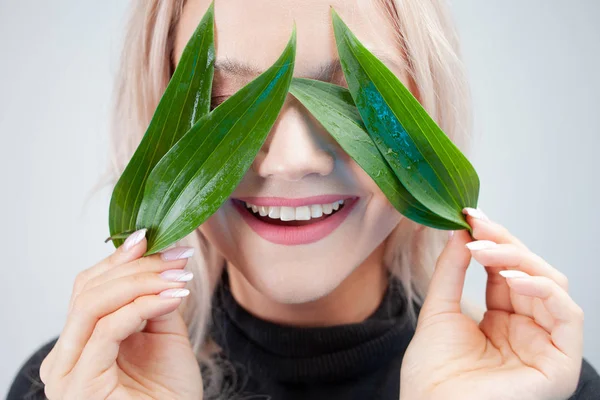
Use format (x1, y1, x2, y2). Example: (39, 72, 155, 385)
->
(200, 192, 401, 306)
(240, 256, 357, 304)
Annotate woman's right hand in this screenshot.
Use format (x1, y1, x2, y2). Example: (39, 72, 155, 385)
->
(39, 228, 203, 400)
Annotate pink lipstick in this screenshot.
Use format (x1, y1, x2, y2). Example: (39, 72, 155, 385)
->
(231, 196, 359, 245)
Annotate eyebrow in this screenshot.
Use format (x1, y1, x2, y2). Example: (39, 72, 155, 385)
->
(214, 50, 402, 82)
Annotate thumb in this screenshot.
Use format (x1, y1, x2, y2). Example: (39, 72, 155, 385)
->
(419, 229, 472, 321)
(144, 301, 189, 337)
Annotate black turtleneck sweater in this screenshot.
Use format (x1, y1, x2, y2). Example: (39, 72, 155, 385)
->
(7, 272, 600, 399)
(205, 270, 416, 399)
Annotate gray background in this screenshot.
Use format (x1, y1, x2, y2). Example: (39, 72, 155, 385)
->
(1, 0, 598, 396)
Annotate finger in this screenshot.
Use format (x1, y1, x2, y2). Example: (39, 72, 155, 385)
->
(90, 228, 149, 279)
(50, 270, 191, 379)
(463, 208, 527, 312)
(466, 241, 568, 291)
(419, 229, 472, 322)
(81, 246, 195, 293)
(502, 271, 584, 359)
(462, 208, 527, 249)
(68, 229, 149, 312)
(465, 239, 513, 312)
(71, 291, 190, 383)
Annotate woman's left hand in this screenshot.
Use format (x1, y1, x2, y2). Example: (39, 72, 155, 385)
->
(400, 208, 584, 400)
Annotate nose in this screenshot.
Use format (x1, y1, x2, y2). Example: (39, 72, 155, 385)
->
(251, 99, 335, 181)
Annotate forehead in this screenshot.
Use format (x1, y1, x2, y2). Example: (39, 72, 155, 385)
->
(174, 0, 408, 80)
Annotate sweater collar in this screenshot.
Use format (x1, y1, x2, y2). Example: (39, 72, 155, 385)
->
(210, 268, 418, 384)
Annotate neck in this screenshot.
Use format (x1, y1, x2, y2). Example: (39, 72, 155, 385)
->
(226, 240, 389, 327)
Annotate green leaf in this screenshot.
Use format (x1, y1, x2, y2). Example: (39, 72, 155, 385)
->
(103, 230, 136, 244)
(331, 8, 479, 229)
(108, 1, 216, 247)
(290, 78, 465, 230)
(137, 26, 297, 255)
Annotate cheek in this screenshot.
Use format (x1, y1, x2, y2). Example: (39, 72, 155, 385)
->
(198, 207, 240, 264)
(360, 190, 402, 253)
(350, 159, 402, 243)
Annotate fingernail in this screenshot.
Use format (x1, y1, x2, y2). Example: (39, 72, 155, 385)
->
(462, 207, 490, 221)
(499, 270, 530, 279)
(160, 247, 195, 261)
(159, 288, 190, 298)
(465, 240, 497, 251)
(448, 230, 455, 239)
(123, 229, 147, 252)
(160, 269, 194, 282)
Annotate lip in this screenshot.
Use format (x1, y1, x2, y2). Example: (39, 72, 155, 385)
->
(235, 194, 356, 207)
(231, 196, 359, 245)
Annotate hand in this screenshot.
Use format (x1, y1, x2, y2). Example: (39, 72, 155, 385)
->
(400, 208, 584, 400)
(39, 229, 203, 400)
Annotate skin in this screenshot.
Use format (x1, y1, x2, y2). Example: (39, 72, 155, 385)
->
(38, 1, 584, 399)
(174, 0, 409, 326)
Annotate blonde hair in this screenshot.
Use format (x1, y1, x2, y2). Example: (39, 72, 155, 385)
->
(95, 0, 476, 397)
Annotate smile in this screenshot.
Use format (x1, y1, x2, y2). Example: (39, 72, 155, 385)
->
(231, 195, 359, 245)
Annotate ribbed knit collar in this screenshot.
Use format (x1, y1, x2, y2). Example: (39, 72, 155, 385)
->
(209, 269, 418, 384)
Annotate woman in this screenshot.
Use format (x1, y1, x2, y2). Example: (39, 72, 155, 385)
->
(8, 0, 600, 399)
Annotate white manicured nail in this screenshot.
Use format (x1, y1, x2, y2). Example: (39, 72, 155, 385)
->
(465, 240, 497, 251)
(499, 270, 530, 279)
(160, 270, 194, 282)
(123, 228, 147, 251)
(159, 288, 190, 298)
(462, 207, 490, 221)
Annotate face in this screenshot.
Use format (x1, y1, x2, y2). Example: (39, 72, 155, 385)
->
(174, 0, 408, 304)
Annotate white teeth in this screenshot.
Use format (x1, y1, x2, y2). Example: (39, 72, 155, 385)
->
(268, 206, 281, 219)
(295, 206, 311, 220)
(280, 206, 295, 221)
(243, 199, 348, 221)
(310, 204, 323, 218)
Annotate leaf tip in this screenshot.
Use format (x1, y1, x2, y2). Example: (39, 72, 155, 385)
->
(329, 7, 346, 40)
(290, 21, 297, 42)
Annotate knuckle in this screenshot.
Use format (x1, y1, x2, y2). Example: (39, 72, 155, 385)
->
(70, 292, 93, 316)
(94, 315, 119, 338)
(511, 245, 527, 265)
(79, 276, 96, 293)
(539, 275, 555, 287)
(131, 257, 148, 272)
(574, 305, 585, 322)
(130, 270, 159, 286)
(130, 271, 149, 285)
(138, 255, 163, 270)
(556, 272, 569, 291)
(506, 243, 521, 254)
(70, 296, 85, 315)
(496, 223, 511, 237)
(130, 299, 146, 323)
(72, 271, 89, 293)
